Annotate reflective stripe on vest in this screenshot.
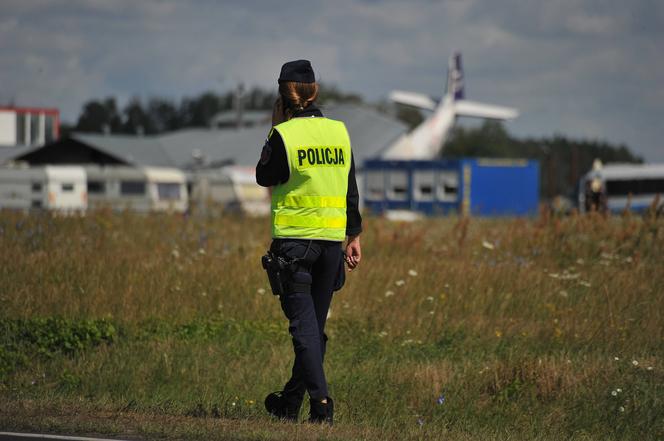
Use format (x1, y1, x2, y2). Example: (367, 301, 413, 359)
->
(271, 117, 352, 241)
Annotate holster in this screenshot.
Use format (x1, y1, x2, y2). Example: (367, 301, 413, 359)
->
(261, 251, 291, 296)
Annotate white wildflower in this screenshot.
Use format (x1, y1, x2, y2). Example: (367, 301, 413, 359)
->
(647, 366, 654, 371)
(257, 288, 266, 295)
(611, 390, 618, 396)
(579, 280, 592, 288)
(385, 290, 395, 297)
(395, 280, 406, 287)
(619, 406, 625, 412)
(426, 296, 434, 302)
(482, 240, 495, 250)
(632, 360, 639, 366)
(408, 269, 418, 277)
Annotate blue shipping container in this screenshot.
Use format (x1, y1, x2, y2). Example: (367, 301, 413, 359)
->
(363, 158, 539, 217)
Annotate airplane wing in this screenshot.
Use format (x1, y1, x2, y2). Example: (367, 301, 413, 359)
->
(454, 100, 519, 120)
(389, 90, 437, 111)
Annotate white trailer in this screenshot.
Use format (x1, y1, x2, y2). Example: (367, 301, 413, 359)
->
(188, 166, 268, 216)
(0, 164, 87, 212)
(85, 165, 187, 213)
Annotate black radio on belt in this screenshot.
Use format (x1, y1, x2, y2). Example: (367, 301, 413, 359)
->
(261, 251, 294, 296)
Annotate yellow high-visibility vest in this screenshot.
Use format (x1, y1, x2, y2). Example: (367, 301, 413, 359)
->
(271, 117, 352, 241)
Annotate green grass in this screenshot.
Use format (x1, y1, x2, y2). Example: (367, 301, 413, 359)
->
(1, 209, 663, 440)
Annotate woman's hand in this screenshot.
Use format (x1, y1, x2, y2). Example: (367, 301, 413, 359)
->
(272, 97, 285, 126)
(345, 235, 361, 271)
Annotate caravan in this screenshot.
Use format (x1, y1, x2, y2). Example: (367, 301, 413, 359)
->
(0, 164, 87, 212)
(85, 166, 188, 213)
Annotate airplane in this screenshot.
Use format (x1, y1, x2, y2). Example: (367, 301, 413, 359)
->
(382, 52, 519, 160)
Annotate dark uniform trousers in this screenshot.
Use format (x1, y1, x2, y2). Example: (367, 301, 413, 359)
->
(270, 238, 344, 402)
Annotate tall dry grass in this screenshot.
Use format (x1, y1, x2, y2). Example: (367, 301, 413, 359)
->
(1, 208, 663, 440)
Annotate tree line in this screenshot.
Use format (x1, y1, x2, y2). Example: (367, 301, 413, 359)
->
(65, 85, 361, 136)
(443, 121, 641, 198)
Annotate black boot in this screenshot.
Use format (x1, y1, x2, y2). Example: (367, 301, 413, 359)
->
(308, 397, 334, 426)
(264, 391, 302, 422)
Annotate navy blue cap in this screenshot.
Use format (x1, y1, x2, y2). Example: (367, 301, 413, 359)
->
(278, 60, 315, 84)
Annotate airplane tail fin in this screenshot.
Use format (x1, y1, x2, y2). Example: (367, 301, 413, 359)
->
(446, 52, 464, 101)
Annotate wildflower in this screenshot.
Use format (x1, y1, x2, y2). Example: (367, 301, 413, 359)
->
(482, 240, 495, 250)
(616, 388, 622, 393)
(385, 290, 395, 297)
(494, 330, 502, 338)
(632, 360, 639, 366)
(614, 357, 620, 361)
(198, 248, 206, 255)
(436, 394, 446, 405)
(559, 290, 569, 298)
(611, 390, 618, 396)
(257, 288, 266, 295)
(408, 269, 418, 277)
(378, 331, 388, 338)
(171, 249, 180, 259)
(426, 296, 434, 302)
(429, 310, 435, 315)
(417, 417, 424, 427)
(395, 280, 406, 287)
(647, 366, 654, 371)
(619, 406, 625, 412)
(201, 291, 207, 297)
(579, 280, 592, 288)
(231, 402, 236, 406)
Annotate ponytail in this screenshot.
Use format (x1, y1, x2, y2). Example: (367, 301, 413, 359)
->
(279, 82, 319, 119)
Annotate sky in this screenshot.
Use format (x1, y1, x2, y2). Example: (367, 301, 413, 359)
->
(1, 0, 663, 161)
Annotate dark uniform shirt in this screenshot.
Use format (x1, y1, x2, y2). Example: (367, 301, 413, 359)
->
(255, 106, 362, 237)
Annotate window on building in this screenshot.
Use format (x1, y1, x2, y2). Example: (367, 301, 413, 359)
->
(437, 171, 459, 202)
(157, 183, 181, 201)
(45, 115, 55, 143)
(30, 113, 40, 145)
(31, 182, 42, 192)
(387, 171, 408, 201)
(87, 181, 105, 194)
(16, 114, 26, 145)
(120, 181, 146, 195)
(365, 171, 385, 200)
(31, 199, 42, 208)
(61, 183, 74, 192)
(413, 170, 435, 202)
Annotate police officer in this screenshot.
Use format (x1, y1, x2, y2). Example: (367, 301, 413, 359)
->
(256, 60, 362, 425)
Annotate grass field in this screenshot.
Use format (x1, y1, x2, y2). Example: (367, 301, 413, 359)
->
(1, 209, 663, 440)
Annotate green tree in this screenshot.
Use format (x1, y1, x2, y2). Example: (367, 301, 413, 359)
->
(74, 98, 122, 134)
